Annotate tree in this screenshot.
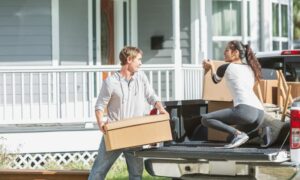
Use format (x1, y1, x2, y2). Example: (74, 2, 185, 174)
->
(294, 0, 300, 39)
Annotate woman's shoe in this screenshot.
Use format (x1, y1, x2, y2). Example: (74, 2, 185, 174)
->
(224, 132, 249, 148)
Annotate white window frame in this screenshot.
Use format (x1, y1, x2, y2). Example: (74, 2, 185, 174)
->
(210, 0, 256, 58)
(271, 0, 289, 50)
(51, 0, 93, 66)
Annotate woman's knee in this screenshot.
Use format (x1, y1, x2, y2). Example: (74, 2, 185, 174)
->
(201, 115, 209, 127)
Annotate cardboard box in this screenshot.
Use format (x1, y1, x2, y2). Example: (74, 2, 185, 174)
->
(202, 61, 277, 104)
(287, 82, 300, 99)
(104, 114, 172, 151)
(202, 61, 233, 102)
(207, 101, 233, 142)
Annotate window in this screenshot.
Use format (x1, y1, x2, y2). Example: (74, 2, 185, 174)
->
(212, 1, 241, 36)
(272, 1, 288, 50)
(59, 0, 89, 65)
(211, 0, 254, 60)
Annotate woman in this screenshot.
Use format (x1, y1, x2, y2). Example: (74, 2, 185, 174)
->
(202, 40, 264, 148)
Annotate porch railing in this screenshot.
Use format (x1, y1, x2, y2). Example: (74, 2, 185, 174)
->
(0, 64, 203, 124)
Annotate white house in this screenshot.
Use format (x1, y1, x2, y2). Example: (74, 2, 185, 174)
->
(0, 0, 294, 169)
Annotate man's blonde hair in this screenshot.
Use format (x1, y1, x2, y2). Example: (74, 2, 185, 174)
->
(119, 46, 143, 65)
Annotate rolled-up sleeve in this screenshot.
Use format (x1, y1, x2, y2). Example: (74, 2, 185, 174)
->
(141, 72, 160, 105)
(95, 80, 112, 111)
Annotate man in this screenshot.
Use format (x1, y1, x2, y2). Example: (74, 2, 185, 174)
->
(88, 46, 168, 180)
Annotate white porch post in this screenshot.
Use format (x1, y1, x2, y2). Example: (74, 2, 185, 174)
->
(130, 0, 138, 46)
(172, 0, 183, 100)
(199, 0, 208, 59)
(51, 0, 59, 66)
(289, 0, 293, 49)
(191, 0, 200, 64)
(96, 0, 101, 65)
(261, 0, 272, 51)
(114, 0, 124, 64)
(88, 0, 93, 65)
(241, 0, 248, 44)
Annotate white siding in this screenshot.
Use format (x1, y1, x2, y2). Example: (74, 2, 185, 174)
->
(0, 0, 52, 65)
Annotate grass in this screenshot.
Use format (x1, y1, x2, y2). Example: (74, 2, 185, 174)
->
(0, 144, 169, 180)
(43, 157, 170, 179)
(106, 158, 170, 180)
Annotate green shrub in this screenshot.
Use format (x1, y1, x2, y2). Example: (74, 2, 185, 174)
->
(0, 138, 16, 168)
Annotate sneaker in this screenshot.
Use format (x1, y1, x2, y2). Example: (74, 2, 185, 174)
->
(224, 132, 249, 148)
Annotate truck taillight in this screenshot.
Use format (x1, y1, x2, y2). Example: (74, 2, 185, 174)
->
(290, 108, 300, 149)
(281, 50, 300, 55)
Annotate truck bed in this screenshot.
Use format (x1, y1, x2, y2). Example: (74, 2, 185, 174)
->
(136, 141, 290, 162)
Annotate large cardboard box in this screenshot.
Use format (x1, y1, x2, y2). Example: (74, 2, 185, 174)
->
(207, 101, 233, 142)
(202, 61, 233, 101)
(104, 114, 172, 151)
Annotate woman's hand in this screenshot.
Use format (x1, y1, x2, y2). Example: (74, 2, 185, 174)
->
(203, 59, 212, 71)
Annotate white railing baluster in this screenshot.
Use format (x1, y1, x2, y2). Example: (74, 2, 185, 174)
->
(56, 73, 61, 119)
(65, 73, 69, 119)
(74, 72, 77, 119)
(158, 71, 161, 98)
(88, 72, 93, 119)
(30, 73, 33, 120)
(3, 73, 6, 121)
(194, 70, 197, 99)
(96, 72, 101, 96)
(12, 73, 15, 120)
(82, 72, 86, 118)
(47, 73, 51, 119)
(21, 73, 24, 120)
(166, 71, 169, 101)
(39, 73, 42, 120)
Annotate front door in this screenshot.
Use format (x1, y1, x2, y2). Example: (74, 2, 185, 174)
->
(101, 0, 114, 65)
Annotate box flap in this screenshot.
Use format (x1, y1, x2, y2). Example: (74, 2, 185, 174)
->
(202, 61, 233, 102)
(106, 114, 170, 131)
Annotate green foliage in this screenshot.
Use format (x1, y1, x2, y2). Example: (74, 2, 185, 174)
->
(43, 160, 62, 170)
(0, 139, 16, 168)
(294, 0, 300, 39)
(44, 160, 91, 170)
(63, 161, 90, 170)
(106, 158, 128, 179)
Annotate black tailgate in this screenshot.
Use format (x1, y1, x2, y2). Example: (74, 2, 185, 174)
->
(136, 143, 289, 162)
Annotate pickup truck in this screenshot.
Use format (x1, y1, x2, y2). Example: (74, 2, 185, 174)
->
(135, 50, 300, 180)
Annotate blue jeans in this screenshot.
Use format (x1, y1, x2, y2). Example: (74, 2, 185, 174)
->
(88, 137, 143, 180)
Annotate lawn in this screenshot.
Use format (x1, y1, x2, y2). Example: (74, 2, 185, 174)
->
(106, 158, 170, 180)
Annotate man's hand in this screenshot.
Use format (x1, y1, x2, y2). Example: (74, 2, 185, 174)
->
(155, 101, 169, 115)
(95, 110, 108, 134)
(98, 121, 108, 134)
(158, 108, 168, 115)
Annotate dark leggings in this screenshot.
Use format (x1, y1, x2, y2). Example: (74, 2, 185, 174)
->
(201, 104, 264, 135)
